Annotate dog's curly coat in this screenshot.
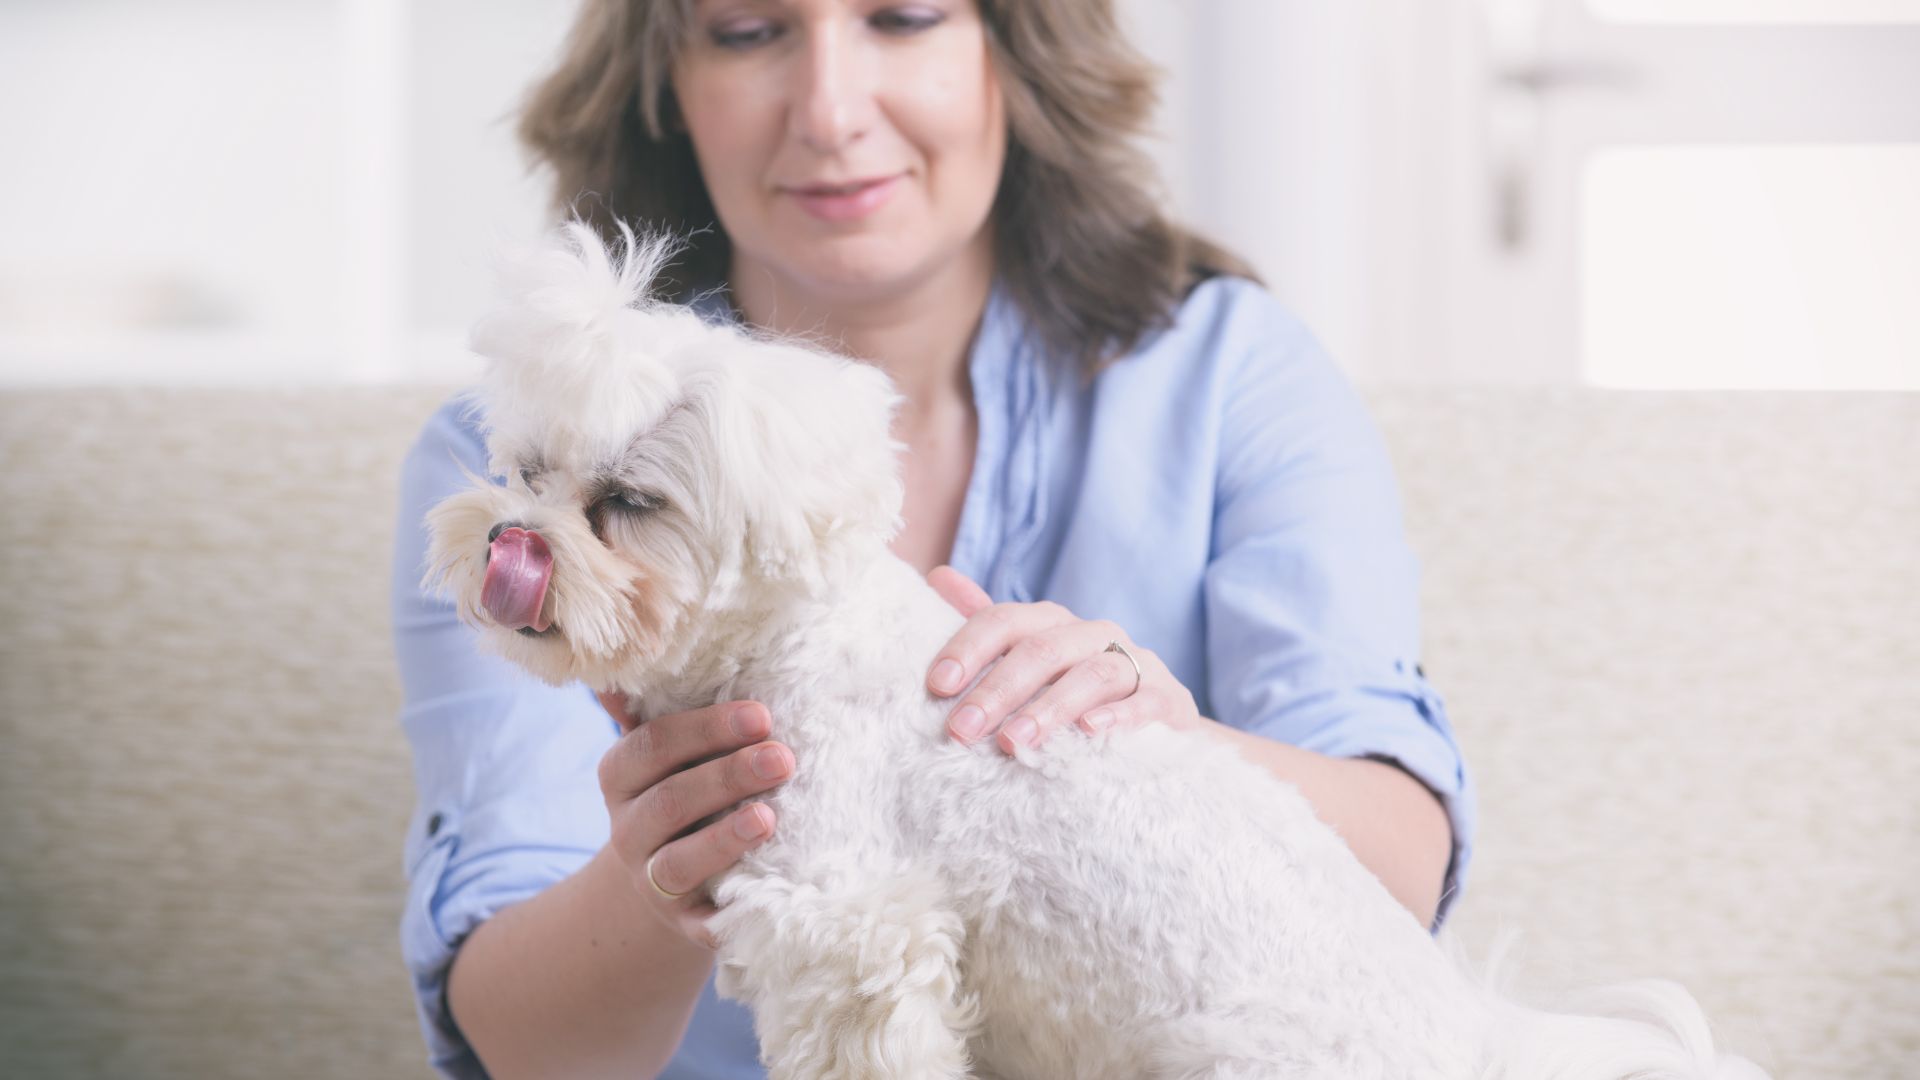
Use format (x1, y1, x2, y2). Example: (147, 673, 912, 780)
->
(425, 223, 1765, 1080)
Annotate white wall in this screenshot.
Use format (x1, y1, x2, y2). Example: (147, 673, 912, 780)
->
(0, 0, 572, 385)
(0, 0, 1407, 385)
(3, 1, 1912, 388)
(0, 1, 345, 378)
(1124, 0, 1383, 380)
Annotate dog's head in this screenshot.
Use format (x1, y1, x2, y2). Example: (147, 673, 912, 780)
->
(425, 222, 904, 691)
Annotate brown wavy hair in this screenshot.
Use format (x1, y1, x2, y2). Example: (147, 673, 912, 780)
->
(517, 0, 1258, 375)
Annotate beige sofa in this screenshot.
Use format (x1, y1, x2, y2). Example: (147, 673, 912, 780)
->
(1, 386, 1914, 1079)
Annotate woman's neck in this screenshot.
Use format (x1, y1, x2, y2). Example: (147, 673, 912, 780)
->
(727, 232, 994, 412)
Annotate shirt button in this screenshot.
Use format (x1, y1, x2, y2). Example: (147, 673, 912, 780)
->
(426, 812, 444, 837)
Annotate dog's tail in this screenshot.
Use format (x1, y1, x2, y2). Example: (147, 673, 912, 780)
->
(1460, 929, 1769, 1080)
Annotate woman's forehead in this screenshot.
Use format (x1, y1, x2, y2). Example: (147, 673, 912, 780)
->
(689, 0, 964, 12)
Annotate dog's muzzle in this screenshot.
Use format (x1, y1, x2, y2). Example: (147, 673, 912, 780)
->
(481, 526, 554, 633)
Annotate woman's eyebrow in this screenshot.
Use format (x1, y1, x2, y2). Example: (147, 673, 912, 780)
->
(695, 0, 788, 13)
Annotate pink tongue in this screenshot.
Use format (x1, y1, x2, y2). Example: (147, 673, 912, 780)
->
(481, 528, 554, 631)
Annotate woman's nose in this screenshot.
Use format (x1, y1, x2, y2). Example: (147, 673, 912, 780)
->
(789, 20, 875, 153)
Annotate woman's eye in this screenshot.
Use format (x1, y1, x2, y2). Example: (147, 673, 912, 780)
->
(871, 7, 945, 34)
(709, 19, 781, 49)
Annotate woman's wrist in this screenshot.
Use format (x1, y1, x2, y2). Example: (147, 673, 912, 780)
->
(448, 844, 716, 1079)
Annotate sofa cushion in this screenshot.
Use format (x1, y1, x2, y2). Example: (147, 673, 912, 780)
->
(0, 386, 1914, 1077)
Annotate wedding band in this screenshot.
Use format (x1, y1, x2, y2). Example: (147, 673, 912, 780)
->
(645, 853, 689, 901)
(1105, 640, 1142, 698)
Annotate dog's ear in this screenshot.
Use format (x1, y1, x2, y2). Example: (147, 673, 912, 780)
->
(684, 340, 905, 596)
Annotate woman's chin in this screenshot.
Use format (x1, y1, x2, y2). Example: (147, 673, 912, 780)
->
(786, 241, 966, 304)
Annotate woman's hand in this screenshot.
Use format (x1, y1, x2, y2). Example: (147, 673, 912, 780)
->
(924, 566, 1204, 753)
(594, 693, 794, 949)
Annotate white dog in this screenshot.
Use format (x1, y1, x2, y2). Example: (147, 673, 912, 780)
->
(426, 223, 1765, 1080)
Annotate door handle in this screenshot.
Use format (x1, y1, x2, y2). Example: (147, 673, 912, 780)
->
(1482, 1, 1641, 252)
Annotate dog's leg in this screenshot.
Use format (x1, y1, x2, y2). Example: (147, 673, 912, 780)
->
(710, 866, 977, 1080)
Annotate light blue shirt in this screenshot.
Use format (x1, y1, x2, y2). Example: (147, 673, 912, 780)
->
(392, 275, 1477, 1079)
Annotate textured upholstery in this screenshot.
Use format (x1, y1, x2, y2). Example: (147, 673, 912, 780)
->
(1, 386, 1914, 1079)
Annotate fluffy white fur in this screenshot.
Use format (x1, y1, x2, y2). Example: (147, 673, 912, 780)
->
(426, 222, 1768, 1080)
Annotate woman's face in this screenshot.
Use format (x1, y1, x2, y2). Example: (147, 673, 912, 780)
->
(671, 0, 1007, 302)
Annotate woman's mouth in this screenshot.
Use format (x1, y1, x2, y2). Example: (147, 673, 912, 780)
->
(784, 174, 901, 223)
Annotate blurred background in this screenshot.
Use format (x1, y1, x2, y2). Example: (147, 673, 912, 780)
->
(2, 0, 1916, 389)
(1, 2, 1916, 1079)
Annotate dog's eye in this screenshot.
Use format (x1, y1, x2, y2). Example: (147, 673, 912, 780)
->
(587, 490, 666, 538)
(607, 491, 666, 514)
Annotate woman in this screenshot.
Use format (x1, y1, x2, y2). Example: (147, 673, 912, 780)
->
(393, 1, 1476, 1077)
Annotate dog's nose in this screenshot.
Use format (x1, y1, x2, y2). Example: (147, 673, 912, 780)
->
(487, 521, 520, 545)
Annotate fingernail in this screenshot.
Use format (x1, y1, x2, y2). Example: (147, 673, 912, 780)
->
(733, 805, 769, 840)
(1084, 709, 1114, 733)
(1003, 715, 1037, 747)
(732, 705, 769, 740)
(751, 745, 787, 781)
(930, 658, 964, 694)
(950, 704, 987, 741)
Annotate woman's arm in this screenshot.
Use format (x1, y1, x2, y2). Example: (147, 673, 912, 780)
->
(924, 569, 1456, 930)
(1199, 722, 1453, 928)
(447, 846, 715, 1080)
(923, 281, 1475, 933)
(449, 694, 792, 1079)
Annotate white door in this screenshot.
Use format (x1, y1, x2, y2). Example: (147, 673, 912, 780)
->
(1387, 0, 1920, 387)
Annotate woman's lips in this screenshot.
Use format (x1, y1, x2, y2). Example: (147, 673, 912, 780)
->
(786, 175, 901, 223)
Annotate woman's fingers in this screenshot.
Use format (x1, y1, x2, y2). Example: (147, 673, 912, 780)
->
(941, 613, 1117, 744)
(626, 740, 793, 843)
(596, 689, 641, 733)
(995, 642, 1147, 752)
(599, 697, 792, 914)
(1074, 694, 1147, 737)
(594, 697, 793, 952)
(932, 601, 1079, 704)
(598, 700, 773, 802)
(927, 565, 994, 618)
(641, 801, 777, 910)
(929, 588, 1052, 699)
(606, 739, 791, 908)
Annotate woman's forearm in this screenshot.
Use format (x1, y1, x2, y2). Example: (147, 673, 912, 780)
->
(444, 731, 1449, 1080)
(1201, 719, 1453, 929)
(447, 845, 716, 1080)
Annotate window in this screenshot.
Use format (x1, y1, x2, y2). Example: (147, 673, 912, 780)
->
(1589, 0, 1920, 25)
(1582, 144, 1920, 390)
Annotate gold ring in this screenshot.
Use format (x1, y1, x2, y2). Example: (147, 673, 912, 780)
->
(1105, 640, 1142, 698)
(645, 852, 689, 901)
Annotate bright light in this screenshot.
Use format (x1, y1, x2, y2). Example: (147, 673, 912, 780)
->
(1582, 144, 1920, 390)
(1588, 0, 1920, 25)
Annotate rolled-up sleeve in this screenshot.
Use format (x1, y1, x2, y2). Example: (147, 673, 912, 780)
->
(391, 399, 618, 1078)
(1201, 298, 1477, 927)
